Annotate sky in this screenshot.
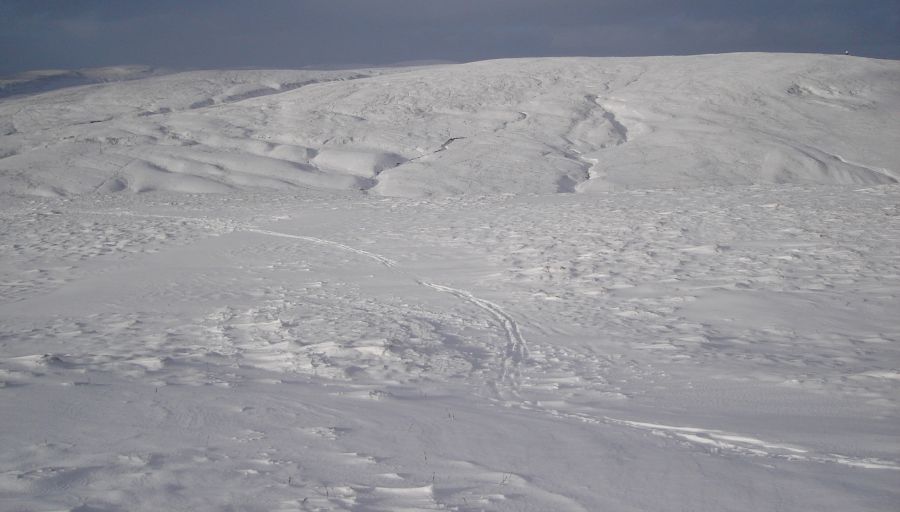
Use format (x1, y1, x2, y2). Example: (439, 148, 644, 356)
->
(1, 0, 898, 74)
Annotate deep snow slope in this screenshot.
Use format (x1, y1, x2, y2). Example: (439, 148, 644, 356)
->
(1, 55, 899, 512)
(1, 54, 898, 197)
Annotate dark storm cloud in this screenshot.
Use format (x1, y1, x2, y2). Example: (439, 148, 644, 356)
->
(1, 0, 897, 74)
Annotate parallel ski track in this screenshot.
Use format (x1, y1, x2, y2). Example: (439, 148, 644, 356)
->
(65, 211, 900, 472)
(247, 226, 899, 472)
(246, 227, 529, 395)
(419, 280, 529, 394)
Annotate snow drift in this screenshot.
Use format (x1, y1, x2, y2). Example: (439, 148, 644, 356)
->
(1, 53, 897, 198)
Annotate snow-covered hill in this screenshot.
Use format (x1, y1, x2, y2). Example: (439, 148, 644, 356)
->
(1, 55, 899, 511)
(0, 65, 169, 100)
(1, 54, 897, 197)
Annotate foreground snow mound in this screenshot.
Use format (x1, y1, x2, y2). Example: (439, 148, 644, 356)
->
(2, 187, 899, 511)
(1, 53, 898, 197)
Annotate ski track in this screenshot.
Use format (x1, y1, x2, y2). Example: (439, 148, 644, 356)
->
(601, 417, 900, 470)
(246, 228, 398, 269)
(240, 225, 899, 473)
(244, 226, 529, 400)
(419, 281, 529, 397)
(518, 404, 900, 471)
(20, 206, 900, 474)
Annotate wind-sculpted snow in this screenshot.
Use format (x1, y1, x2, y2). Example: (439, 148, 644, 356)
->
(2, 185, 899, 511)
(1, 55, 900, 511)
(1, 54, 898, 197)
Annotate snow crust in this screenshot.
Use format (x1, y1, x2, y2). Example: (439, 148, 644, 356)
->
(1, 54, 899, 511)
(2, 54, 898, 198)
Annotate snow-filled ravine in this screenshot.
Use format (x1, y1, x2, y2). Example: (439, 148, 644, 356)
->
(1, 54, 899, 511)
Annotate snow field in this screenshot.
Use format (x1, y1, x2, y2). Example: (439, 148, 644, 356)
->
(2, 54, 898, 198)
(2, 184, 899, 511)
(1, 54, 899, 511)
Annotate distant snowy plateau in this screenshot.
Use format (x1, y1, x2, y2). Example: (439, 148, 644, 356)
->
(1, 54, 899, 511)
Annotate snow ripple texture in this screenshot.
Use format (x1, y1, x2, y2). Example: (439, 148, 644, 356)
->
(2, 54, 898, 197)
(1, 54, 900, 512)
